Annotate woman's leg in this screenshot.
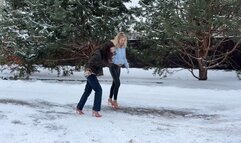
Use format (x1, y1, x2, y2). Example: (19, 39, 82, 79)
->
(109, 64, 121, 100)
(87, 74, 102, 112)
(109, 65, 115, 99)
(113, 66, 121, 100)
(77, 79, 92, 110)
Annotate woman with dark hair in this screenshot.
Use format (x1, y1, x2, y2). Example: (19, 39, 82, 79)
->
(76, 41, 115, 117)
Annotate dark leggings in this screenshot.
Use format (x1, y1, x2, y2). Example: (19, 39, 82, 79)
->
(109, 64, 121, 100)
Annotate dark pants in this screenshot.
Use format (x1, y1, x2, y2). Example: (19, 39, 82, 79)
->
(77, 74, 102, 111)
(109, 64, 121, 100)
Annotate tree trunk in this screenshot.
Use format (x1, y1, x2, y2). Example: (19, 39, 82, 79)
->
(196, 54, 208, 80)
(197, 37, 209, 80)
(199, 67, 207, 80)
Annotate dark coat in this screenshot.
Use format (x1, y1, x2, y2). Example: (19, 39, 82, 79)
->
(85, 49, 109, 76)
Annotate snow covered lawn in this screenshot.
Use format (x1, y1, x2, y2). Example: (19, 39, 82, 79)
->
(0, 68, 241, 143)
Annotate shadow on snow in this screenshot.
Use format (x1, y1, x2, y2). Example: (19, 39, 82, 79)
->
(0, 99, 217, 120)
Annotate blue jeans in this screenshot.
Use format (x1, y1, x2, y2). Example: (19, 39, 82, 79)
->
(77, 74, 102, 111)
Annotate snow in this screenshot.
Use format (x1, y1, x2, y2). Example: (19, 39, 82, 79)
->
(0, 67, 241, 143)
(124, 0, 140, 9)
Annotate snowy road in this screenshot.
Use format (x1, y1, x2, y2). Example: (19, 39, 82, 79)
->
(0, 68, 241, 143)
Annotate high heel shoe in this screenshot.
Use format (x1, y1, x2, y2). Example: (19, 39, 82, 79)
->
(108, 98, 113, 105)
(92, 111, 102, 118)
(108, 98, 116, 109)
(76, 108, 84, 115)
(112, 100, 120, 109)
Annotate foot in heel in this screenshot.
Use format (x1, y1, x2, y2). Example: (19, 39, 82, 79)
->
(108, 98, 117, 109)
(76, 108, 84, 115)
(92, 111, 102, 118)
(112, 100, 120, 109)
(108, 98, 113, 106)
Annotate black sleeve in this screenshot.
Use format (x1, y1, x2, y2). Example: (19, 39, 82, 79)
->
(85, 51, 102, 70)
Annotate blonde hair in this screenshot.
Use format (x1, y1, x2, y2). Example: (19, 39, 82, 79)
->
(111, 32, 127, 48)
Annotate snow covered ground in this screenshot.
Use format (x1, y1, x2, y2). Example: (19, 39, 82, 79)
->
(0, 68, 241, 143)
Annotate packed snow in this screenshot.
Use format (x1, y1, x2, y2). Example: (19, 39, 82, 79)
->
(0, 67, 241, 143)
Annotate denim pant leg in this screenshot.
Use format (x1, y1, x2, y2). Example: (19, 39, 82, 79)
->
(87, 74, 102, 111)
(77, 80, 92, 110)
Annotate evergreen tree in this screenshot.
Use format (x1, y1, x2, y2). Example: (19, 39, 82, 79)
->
(0, 0, 41, 78)
(134, 0, 241, 80)
(0, 0, 132, 77)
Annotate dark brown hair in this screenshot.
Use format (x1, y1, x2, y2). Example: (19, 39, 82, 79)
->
(100, 41, 114, 64)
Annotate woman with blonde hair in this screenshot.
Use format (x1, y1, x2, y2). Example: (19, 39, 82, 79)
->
(108, 32, 129, 109)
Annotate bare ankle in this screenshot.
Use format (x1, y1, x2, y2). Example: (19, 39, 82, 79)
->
(92, 110, 102, 118)
(76, 108, 84, 115)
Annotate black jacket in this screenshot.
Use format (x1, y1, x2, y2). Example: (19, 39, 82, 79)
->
(85, 49, 109, 76)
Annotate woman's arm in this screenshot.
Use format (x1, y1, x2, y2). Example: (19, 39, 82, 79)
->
(123, 48, 129, 68)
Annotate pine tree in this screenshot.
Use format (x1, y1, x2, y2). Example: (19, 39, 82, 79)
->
(0, 0, 41, 78)
(0, 0, 132, 78)
(134, 0, 241, 80)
